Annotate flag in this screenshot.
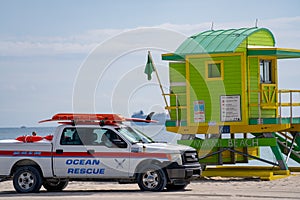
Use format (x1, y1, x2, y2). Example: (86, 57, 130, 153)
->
(144, 51, 155, 80)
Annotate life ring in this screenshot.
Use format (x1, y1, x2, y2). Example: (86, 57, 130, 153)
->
(16, 135, 43, 143)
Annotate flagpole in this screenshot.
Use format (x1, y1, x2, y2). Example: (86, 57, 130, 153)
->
(148, 51, 170, 115)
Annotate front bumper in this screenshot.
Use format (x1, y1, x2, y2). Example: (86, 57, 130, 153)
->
(165, 162, 201, 184)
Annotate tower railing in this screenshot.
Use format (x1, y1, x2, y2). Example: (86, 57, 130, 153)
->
(249, 89, 300, 124)
(278, 90, 300, 123)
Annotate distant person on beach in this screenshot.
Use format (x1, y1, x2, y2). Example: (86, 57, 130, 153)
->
(32, 131, 37, 136)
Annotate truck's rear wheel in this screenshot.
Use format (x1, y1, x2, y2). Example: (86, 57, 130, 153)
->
(13, 166, 42, 193)
(43, 179, 69, 192)
(137, 164, 167, 192)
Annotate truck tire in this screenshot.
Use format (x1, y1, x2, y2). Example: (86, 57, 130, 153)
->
(13, 166, 43, 193)
(43, 179, 69, 192)
(137, 164, 167, 192)
(166, 183, 188, 191)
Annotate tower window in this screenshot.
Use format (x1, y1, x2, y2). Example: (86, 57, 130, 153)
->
(206, 61, 223, 80)
(260, 60, 272, 83)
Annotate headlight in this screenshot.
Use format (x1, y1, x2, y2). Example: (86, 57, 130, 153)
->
(168, 153, 183, 165)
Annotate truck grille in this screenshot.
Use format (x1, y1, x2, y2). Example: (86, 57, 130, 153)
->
(183, 151, 199, 164)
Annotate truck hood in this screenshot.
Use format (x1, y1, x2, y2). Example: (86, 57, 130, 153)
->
(132, 142, 195, 154)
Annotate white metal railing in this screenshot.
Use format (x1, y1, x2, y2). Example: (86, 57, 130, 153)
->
(278, 90, 300, 123)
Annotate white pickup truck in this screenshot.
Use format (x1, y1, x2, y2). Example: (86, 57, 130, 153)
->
(0, 113, 201, 193)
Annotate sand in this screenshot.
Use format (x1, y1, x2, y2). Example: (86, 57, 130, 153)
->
(0, 174, 299, 200)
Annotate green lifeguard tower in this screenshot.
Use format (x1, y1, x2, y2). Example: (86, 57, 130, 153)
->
(162, 27, 300, 177)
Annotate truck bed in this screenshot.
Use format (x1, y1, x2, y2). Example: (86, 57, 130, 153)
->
(0, 140, 53, 177)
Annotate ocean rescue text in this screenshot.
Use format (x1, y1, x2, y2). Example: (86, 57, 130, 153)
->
(66, 159, 105, 175)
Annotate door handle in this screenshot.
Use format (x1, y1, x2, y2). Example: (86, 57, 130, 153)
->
(56, 149, 63, 154)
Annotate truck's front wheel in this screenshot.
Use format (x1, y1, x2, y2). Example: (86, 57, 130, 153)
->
(137, 164, 167, 192)
(13, 166, 42, 193)
(43, 179, 69, 192)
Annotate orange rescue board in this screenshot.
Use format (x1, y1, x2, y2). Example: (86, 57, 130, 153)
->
(39, 113, 156, 124)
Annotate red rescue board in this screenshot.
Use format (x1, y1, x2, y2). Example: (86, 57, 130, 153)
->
(39, 113, 124, 123)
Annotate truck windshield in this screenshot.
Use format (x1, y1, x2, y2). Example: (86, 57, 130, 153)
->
(115, 127, 154, 144)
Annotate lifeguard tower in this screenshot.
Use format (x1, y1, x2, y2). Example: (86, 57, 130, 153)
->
(162, 27, 300, 179)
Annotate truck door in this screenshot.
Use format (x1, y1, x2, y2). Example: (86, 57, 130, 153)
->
(53, 127, 130, 178)
(53, 127, 90, 178)
(87, 128, 130, 178)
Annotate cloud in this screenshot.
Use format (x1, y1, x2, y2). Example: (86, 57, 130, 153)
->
(0, 17, 299, 57)
(0, 38, 96, 56)
(261, 16, 300, 48)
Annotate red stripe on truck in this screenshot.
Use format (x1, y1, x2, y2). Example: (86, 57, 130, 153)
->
(0, 150, 168, 159)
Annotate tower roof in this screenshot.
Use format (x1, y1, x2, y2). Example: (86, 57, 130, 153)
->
(162, 27, 275, 60)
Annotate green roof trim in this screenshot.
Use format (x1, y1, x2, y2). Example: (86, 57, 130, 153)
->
(248, 48, 300, 59)
(162, 27, 275, 61)
(161, 53, 185, 61)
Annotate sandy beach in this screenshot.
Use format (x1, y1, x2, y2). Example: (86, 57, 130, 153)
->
(0, 174, 299, 200)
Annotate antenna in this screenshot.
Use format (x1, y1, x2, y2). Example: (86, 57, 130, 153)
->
(211, 22, 214, 30)
(255, 19, 258, 28)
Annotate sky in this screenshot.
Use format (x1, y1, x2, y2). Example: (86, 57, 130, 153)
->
(0, 0, 300, 127)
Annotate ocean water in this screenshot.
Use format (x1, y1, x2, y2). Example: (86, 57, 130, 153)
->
(0, 125, 298, 167)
